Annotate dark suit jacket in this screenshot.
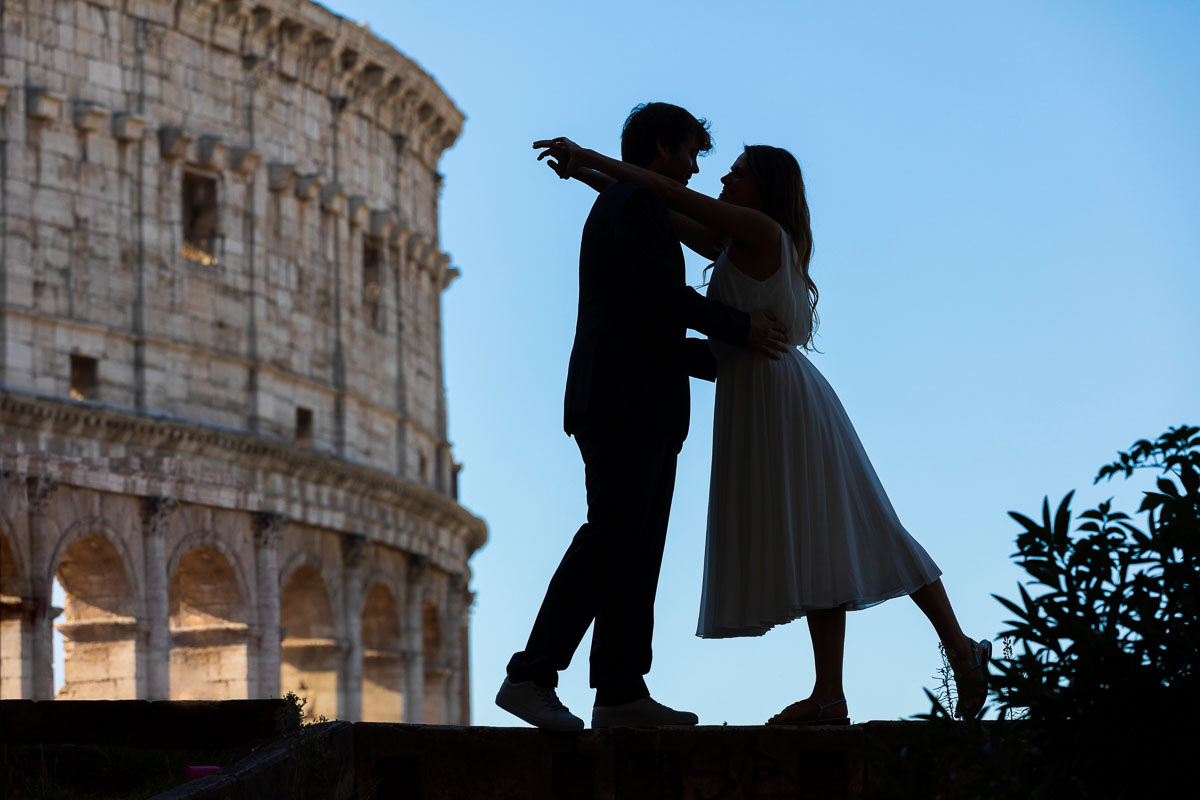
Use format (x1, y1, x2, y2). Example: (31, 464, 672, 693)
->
(564, 181, 750, 447)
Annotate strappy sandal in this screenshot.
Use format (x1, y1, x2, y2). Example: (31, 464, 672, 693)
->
(766, 698, 850, 726)
(954, 638, 992, 719)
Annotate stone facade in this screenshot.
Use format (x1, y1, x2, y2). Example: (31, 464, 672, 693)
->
(0, 0, 486, 724)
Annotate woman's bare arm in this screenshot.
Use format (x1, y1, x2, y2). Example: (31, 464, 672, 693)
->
(535, 141, 789, 357)
(535, 137, 778, 255)
(552, 162, 725, 260)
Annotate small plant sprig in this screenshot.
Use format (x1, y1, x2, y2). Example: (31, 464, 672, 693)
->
(932, 642, 957, 712)
(278, 690, 329, 736)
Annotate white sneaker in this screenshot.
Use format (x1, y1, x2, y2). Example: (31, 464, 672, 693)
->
(591, 696, 699, 728)
(495, 678, 584, 731)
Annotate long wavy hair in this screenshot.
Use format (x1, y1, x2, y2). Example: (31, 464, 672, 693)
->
(742, 145, 819, 350)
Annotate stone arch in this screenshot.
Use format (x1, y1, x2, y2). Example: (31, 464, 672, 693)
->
(168, 545, 251, 700)
(47, 516, 143, 616)
(53, 531, 140, 699)
(166, 532, 254, 624)
(280, 562, 340, 721)
(281, 564, 337, 638)
(360, 566, 403, 620)
(360, 581, 403, 722)
(278, 548, 344, 620)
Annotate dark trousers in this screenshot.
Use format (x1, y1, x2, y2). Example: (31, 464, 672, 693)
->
(506, 426, 679, 707)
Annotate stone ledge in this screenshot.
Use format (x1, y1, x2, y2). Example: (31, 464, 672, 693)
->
(0, 389, 489, 558)
(25, 87, 66, 121)
(72, 100, 110, 132)
(152, 721, 883, 800)
(0, 702, 1012, 800)
(55, 616, 145, 641)
(111, 111, 149, 141)
(0, 699, 293, 748)
(160, 719, 1013, 800)
(351, 723, 874, 800)
(153, 720, 355, 800)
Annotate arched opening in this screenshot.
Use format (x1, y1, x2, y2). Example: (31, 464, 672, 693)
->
(280, 565, 339, 721)
(169, 546, 249, 700)
(54, 534, 138, 699)
(361, 583, 403, 722)
(1, 531, 26, 698)
(422, 601, 447, 724)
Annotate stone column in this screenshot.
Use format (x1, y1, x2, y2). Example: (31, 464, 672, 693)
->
(445, 576, 466, 725)
(404, 555, 427, 723)
(26, 478, 57, 700)
(461, 588, 476, 724)
(253, 512, 286, 699)
(391, 223, 412, 481)
(433, 255, 452, 497)
(141, 496, 176, 700)
(339, 534, 367, 721)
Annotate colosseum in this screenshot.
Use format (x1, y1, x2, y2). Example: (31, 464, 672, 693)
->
(0, 0, 487, 725)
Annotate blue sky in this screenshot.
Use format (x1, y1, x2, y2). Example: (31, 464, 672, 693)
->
(57, 1, 1200, 723)
(350, 0, 1198, 724)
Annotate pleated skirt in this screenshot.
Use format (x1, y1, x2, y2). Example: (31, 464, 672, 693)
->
(697, 349, 941, 639)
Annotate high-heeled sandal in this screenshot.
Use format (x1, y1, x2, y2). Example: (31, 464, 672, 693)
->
(766, 697, 850, 726)
(954, 638, 992, 719)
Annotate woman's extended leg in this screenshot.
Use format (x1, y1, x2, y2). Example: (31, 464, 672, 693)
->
(767, 608, 849, 724)
(909, 579, 988, 717)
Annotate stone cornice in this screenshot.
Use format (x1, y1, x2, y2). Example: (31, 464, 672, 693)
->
(162, 0, 463, 162)
(10, 1, 460, 229)
(0, 390, 488, 563)
(0, 308, 444, 448)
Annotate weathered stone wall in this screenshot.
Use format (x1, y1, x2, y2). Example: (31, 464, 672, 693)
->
(1, 0, 463, 488)
(0, 0, 484, 723)
(0, 400, 484, 721)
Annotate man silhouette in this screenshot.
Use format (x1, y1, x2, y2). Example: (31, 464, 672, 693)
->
(497, 103, 787, 729)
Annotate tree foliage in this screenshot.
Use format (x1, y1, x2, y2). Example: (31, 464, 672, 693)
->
(871, 425, 1199, 799)
(994, 425, 1198, 726)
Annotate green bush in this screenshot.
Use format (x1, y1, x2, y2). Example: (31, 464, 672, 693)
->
(994, 425, 1198, 728)
(871, 425, 1199, 798)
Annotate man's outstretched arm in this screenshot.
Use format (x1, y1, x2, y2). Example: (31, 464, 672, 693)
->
(679, 286, 788, 359)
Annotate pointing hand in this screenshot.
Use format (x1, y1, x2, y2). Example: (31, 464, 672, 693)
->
(533, 137, 582, 179)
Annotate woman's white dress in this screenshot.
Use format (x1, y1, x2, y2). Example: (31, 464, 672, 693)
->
(697, 231, 941, 639)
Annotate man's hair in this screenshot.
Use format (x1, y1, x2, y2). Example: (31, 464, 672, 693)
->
(620, 102, 713, 167)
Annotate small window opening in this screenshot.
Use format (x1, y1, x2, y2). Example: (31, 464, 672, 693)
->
(295, 407, 313, 448)
(363, 239, 383, 330)
(419, 451, 429, 484)
(182, 172, 219, 266)
(69, 355, 98, 401)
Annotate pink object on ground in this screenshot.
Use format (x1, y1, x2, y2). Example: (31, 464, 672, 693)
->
(185, 766, 221, 781)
